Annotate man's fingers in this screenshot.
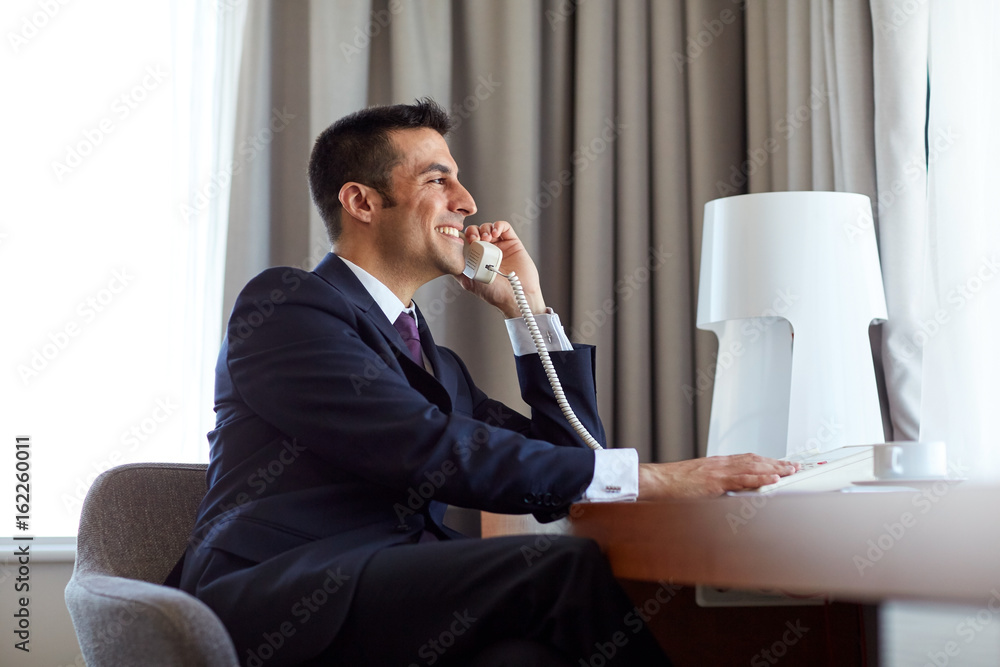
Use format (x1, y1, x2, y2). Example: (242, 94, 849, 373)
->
(465, 222, 510, 244)
(493, 220, 513, 239)
(728, 473, 781, 491)
(729, 453, 798, 476)
(761, 462, 798, 477)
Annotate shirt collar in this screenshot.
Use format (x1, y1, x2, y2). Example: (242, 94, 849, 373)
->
(338, 256, 418, 327)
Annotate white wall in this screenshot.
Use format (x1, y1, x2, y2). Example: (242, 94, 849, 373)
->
(881, 600, 1000, 665)
(0, 556, 82, 666)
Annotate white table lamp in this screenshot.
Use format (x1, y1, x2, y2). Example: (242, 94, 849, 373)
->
(697, 191, 888, 459)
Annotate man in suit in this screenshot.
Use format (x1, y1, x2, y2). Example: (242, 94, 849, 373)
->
(179, 99, 796, 666)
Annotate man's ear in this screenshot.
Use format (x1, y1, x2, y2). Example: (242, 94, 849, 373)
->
(339, 182, 378, 223)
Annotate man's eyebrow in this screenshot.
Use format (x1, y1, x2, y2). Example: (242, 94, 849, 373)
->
(419, 163, 453, 176)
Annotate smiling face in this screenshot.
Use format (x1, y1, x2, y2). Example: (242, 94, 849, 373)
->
(370, 128, 477, 290)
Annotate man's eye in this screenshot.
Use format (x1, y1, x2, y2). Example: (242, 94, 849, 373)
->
(429, 178, 445, 185)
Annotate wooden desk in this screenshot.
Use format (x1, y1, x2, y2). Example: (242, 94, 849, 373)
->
(484, 484, 998, 665)
(564, 484, 998, 605)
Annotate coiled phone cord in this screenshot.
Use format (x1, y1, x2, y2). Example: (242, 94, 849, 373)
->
(492, 267, 604, 451)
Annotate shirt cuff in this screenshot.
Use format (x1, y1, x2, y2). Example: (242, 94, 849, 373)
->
(580, 448, 639, 503)
(504, 309, 574, 356)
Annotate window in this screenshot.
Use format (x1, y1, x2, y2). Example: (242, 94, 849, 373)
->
(1, 0, 243, 537)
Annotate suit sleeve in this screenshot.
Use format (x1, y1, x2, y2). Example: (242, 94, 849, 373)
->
(224, 269, 600, 517)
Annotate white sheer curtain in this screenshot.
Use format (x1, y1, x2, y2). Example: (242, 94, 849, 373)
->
(870, 0, 929, 443)
(171, 0, 248, 460)
(0, 0, 244, 537)
(920, 0, 1000, 479)
(872, 0, 1000, 478)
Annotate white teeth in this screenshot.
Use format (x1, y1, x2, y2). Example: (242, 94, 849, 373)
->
(435, 226, 460, 238)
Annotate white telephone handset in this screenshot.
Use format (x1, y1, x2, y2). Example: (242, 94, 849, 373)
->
(462, 240, 503, 284)
(463, 241, 603, 451)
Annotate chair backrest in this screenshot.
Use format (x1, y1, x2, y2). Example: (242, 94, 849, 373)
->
(66, 462, 240, 667)
(73, 462, 208, 583)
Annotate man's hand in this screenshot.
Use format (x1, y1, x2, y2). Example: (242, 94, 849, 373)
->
(459, 221, 545, 319)
(638, 454, 799, 500)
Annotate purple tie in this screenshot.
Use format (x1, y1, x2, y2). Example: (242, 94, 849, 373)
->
(393, 312, 422, 363)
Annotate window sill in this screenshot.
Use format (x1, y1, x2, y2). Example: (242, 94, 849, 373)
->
(1, 536, 77, 563)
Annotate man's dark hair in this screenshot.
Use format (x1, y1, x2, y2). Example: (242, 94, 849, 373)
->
(308, 98, 453, 244)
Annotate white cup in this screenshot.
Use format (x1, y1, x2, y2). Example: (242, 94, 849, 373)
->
(872, 441, 948, 480)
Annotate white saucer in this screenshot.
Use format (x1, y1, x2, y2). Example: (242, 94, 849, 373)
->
(852, 477, 967, 488)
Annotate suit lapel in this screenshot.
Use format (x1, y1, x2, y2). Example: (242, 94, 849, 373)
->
(414, 303, 460, 403)
(313, 253, 404, 353)
(313, 253, 454, 412)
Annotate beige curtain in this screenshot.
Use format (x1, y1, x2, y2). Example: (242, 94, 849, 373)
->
(222, 0, 759, 464)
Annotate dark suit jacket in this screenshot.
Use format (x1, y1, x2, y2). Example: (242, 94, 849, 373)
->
(179, 253, 606, 666)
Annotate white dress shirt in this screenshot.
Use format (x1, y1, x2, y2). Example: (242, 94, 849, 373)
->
(340, 257, 638, 503)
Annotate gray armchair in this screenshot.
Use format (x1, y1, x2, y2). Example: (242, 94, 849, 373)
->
(65, 462, 239, 666)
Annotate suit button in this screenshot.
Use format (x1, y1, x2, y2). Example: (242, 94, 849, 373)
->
(523, 493, 535, 504)
(543, 493, 553, 505)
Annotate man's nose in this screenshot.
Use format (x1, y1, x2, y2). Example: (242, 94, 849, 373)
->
(453, 182, 477, 217)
